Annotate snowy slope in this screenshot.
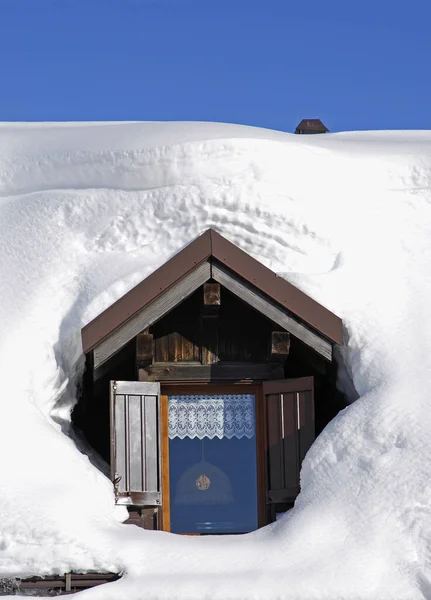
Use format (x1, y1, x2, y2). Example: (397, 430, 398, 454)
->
(1, 122, 431, 599)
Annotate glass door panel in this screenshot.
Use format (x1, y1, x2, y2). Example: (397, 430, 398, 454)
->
(168, 392, 258, 534)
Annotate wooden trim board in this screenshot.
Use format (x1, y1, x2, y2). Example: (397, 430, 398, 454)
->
(212, 262, 332, 361)
(144, 362, 284, 382)
(161, 394, 171, 532)
(93, 260, 211, 368)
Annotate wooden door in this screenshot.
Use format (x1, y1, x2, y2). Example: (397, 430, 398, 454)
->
(263, 377, 314, 506)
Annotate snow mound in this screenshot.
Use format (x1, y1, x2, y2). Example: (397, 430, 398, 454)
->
(1, 121, 431, 599)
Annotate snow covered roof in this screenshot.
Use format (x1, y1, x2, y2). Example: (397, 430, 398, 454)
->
(1, 121, 431, 599)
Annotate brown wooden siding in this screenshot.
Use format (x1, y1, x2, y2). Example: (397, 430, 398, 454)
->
(151, 286, 273, 364)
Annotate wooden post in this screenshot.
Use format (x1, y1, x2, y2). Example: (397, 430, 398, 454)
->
(201, 284, 220, 364)
(161, 395, 170, 532)
(136, 332, 154, 379)
(136, 333, 154, 365)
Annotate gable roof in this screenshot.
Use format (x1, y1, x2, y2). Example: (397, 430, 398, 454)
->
(81, 229, 343, 362)
(295, 119, 329, 134)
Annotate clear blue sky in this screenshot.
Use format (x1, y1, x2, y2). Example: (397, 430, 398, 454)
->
(0, 0, 430, 132)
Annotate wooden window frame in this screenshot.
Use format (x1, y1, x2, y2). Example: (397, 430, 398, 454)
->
(160, 383, 267, 534)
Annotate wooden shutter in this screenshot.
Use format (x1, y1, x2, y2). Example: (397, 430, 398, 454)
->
(263, 377, 314, 504)
(110, 381, 161, 506)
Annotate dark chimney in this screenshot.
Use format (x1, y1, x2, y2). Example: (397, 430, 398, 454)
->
(294, 119, 329, 135)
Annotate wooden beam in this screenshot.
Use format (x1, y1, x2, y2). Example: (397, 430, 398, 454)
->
(136, 333, 154, 367)
(17, 573, 120, 592)
(93, 260, 211, 369)
(271, 331, 290, 356)
(201, 282, 220, 364)
(203, 282, 221, 306)
(124, 508, 158, 530)
(144, 362, 284, 381)
(161, 394, 170, 532)
(211, 263, 332, 361)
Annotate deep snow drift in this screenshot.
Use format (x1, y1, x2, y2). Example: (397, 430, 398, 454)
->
(1, 122, 431, 599)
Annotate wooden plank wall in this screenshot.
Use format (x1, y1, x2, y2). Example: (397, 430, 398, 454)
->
(150, 286, 275, 365)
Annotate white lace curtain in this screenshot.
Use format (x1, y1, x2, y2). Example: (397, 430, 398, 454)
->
(168, 394, 256, 440)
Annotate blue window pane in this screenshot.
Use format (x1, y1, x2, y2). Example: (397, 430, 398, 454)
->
(168, 394, 258, 534)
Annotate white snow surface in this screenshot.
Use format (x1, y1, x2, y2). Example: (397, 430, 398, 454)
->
(1, 121, 431, 599)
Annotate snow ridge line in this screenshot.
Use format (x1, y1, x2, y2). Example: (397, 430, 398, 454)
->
(0, 137, 289, 197)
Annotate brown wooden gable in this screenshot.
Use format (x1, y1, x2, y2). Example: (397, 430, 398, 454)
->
(81, 229, 343, 364)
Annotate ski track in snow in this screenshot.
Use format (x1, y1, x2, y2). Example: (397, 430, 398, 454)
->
(0, 122, 431, 599)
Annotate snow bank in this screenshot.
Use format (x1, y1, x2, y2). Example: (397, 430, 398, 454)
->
(1, 121, 431, 599)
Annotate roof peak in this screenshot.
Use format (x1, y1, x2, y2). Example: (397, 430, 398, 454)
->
(81, 228, 342, 356)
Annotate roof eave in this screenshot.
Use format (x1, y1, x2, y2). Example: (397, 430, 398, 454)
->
(81, 229, 212, 353)
(81, 228, 343, 354)
(210, 229, 342, 344)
